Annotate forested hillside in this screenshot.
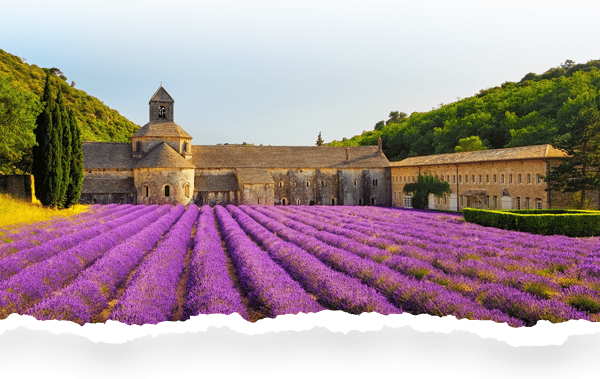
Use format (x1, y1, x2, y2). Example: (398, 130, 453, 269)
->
(328, 60, 600, 161)
(0, 49, 138, 173)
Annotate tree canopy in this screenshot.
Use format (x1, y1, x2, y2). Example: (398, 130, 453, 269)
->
(327, 59, 600, 163)
(0, 49, 139, 174)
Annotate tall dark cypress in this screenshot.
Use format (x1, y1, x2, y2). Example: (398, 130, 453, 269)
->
(58, 87, 71, 208)
(65, 108, 83, 208)
(49, 86, 64, 207)
(33, 73, 54, 206)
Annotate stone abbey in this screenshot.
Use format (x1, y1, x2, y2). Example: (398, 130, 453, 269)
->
(81, 86, 577, 210)
(81, 86, 391, 207)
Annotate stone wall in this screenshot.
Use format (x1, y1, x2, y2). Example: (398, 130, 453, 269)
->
(0, 175, 33, 202)
(391, 159, 551, 210)
(134, 167, 195, 205)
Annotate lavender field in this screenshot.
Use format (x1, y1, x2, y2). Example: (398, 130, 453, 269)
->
(1, 203, 600, 327)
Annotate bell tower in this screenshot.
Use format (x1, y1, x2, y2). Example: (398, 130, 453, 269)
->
(149, 84, 174, 124)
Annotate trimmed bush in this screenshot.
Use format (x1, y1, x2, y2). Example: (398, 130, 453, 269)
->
(463, 208, 600, 237)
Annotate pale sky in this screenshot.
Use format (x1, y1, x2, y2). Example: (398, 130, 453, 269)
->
(2, 0, 599, 146)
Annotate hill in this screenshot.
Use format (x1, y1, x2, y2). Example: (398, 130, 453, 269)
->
(328, 59, 600, 161)
(0, 49, 139, 173)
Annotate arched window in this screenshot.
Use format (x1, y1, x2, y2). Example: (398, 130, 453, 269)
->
(354, 179, 358, 186)
(144, 184, 149, 198)
(371, 197, 376, 205)
(331, 198, 336, 205)
(279, 181, 284, 187)
(358, 198, 363, 206)
(281, 198, 287, 206)
(158, 105, 166, 119)
(257, 198, 261, 204)
(183, 141, 188, 152)
(185, 184, 190, 198)
(306, 180, 311, 187)
(321, 180, 326, 186)
(296, 198, 301, 205)
(165, 185, 170, 197)
(136, 141, 141, 152)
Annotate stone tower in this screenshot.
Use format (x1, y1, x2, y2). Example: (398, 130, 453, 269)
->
(130, 86, 195, 205)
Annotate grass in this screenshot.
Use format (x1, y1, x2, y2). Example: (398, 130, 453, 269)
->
(0, 193, 89, 229)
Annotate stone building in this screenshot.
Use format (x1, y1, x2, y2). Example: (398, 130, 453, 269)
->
(81, 86, 391, 206)
(389, 144, 569, 211)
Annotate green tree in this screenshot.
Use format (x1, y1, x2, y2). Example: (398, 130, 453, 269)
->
(49, 85, 64, 207)
(59, 91, 72, 208)
(33, 73, 55, 206)
(0, 75, 41, 174)
(403, 173, 451, 209)
(316, 131, 324, 146)
(546, 104, 600, 209)
(65, 108, 83, 208)
(455, 135, 488, 152)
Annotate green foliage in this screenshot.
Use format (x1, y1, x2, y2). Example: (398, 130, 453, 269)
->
(0, 74, 41, 174)
(0, 49, 139, 174)
(49, 87, 64, 207)
(546, 103, 600, 209)
(326, 60, 600, 162)
(65, 109, 83, 208)
(33, 74, 55, 206)
(454, 135, 488, 152)
(463, 208, 600, 237)
(403, 173, 451, 209)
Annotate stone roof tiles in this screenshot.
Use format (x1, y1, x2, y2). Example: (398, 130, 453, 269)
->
(136, 142, 196, 169)
(191, 145, 389, 169)
(236, 168, 274, 184)
(389, 144, 567, 167)
(82, 142, 135, 169)
(81, 178, 136, 194)
(149, 86, 174, 104)
(131, 122, 192, 138)
(195, 173, 239, 192)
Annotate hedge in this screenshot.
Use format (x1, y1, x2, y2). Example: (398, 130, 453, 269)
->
(462, 208, 600, 237)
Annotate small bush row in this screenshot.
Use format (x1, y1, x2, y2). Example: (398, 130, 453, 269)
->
(462, 208, 600, 237)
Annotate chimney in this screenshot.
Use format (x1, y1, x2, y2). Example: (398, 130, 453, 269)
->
(345, 147, 350, 162)
(378, 136, 382, 152)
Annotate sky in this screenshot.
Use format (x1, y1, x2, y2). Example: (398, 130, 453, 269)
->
(2, 0, 599, 146)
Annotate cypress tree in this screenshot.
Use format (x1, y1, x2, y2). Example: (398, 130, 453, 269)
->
(65, 108, 83, 208)
(49, 86, 64, 207)
(58, 87, 71, 208)
(33, 73, 54, 206)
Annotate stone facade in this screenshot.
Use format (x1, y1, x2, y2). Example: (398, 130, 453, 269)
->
(0, 175, 33, 202)
(81, 86, 392, 207)
(390, 145, 570, 211)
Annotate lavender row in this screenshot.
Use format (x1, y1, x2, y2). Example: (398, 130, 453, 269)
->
(184, 205, 249, 320)
(229, 205, 399, 315)
(241, 206, 522, 326)
(214, 205, 324, 317)
(110, 205, 198, 325)
(0, 204, 137, 262)
(279, 206, 600, 284)
(0, 205, 154, 282)
(0, 204, 171, 318)
(266, 206, 595, 324)
(27, 205, 187, 324)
